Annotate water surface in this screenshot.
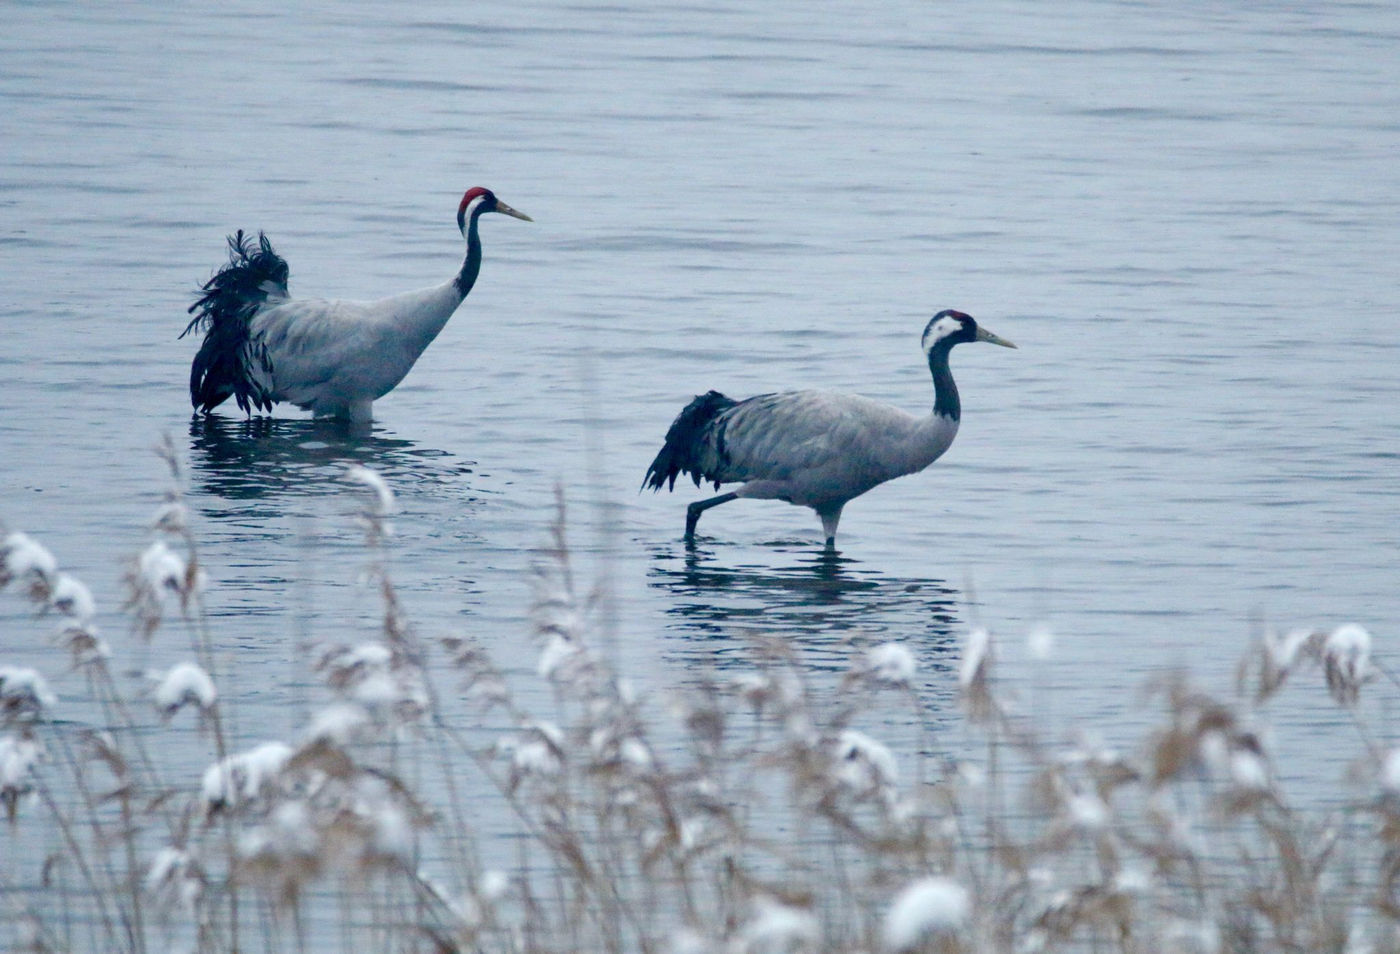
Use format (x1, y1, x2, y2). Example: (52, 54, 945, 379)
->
(3, 0, 1398, 931)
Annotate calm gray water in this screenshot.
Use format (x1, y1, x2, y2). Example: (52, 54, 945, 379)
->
(3, 0, 1398, 929)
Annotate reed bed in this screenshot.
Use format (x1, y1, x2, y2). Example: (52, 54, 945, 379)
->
(2, 451, 1398, 954)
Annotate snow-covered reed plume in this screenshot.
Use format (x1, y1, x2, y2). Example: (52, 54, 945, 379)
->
(49, 572, 95, 623)
(347, 464, 395, 515)
(139, 540, 188, 595)
(500, 719, 566, 788)
(883, 877, 970, 952)
(1382, 748, 1400, 800)
(832, 729, 899, 801)
(736, 899, 820, 954)
(0, 531, 57, 590)
(346, 464, 396, 543)
(125, 538, 204, 637)
(237, 769, 424, 890)
(1248, 622, 1382, 714)
(1322, 623, 1372, 705)
(0, 665, 57, 722)
(316, 640, 427, 727)
(303, 702, 372, 745)
(200, 741, 294, 814)
(1, 528, 99, 626)
(958, 627, 995, 722)
(866, 641, 917, 686)
(0, 733, 43, 821)
(1255, 626, 1319, 700)
(152, 661, 218, 717)
(145, 847, 204, 914)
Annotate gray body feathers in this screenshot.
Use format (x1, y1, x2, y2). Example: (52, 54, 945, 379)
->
(644, 388, 959, 511)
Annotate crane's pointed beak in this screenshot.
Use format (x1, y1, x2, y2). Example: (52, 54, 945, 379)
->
(494, 200, 533, 222)
(976, 326, 1017, 349)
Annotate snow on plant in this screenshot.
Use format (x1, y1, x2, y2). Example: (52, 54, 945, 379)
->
(152, 661, 218, 717)
(316, 641, 427, 726)
(832, 728, 899, 801)
(0, 666, 57, 722)
(1, 529, 100, 627)
(146, 847, 204, 915)
(736, 898, 820, 954)
(1322, 623, 1372, 705)
(959, 627, 995, 722)
(866, 642, 917, 686)
(0, 531, 57, 590)
(126, 537, 204, 636)
(0, 733, 43, 821)
(200, 741, 294, 814)
(884, 876, 970, 952)
(346, 465, 396, 517)
(304, 702, 372, 745)
(49, 572, 95, 623)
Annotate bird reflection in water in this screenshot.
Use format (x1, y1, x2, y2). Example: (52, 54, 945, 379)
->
(649, 543, 963, 677)
(187, 415, 476, 505)
(184, 417, 484, 646)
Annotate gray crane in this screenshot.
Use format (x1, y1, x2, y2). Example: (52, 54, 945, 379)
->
(183, 188, 531, 424)
(643, 310, 1016, 547)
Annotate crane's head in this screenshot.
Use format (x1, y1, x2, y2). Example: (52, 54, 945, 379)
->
(921, 309, 1017, 355)
(457, 187, 533, 236)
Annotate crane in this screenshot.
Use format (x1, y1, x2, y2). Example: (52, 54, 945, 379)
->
(643, 310, 1016, 547)
(182, 187, 531, 423)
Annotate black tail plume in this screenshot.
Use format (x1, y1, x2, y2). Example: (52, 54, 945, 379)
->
(181, 230, 288, 414)
(642, 390, 737, 492)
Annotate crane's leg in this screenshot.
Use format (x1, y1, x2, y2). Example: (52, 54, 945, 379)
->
(685, 492, 738, 543)
(817, 505, 844, 549)
(347, 399, 373, 424)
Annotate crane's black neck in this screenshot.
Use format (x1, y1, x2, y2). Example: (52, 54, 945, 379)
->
(453, 210, 485, 298)
(928, 342, 960, 421)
